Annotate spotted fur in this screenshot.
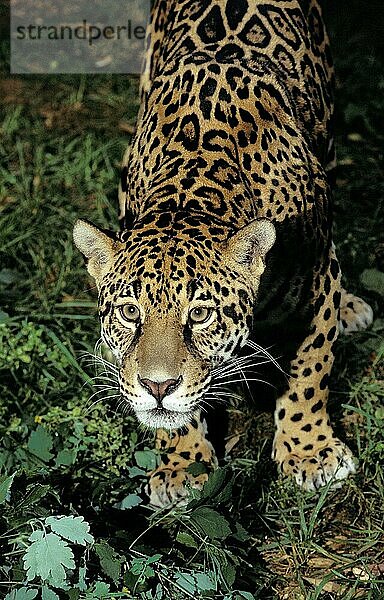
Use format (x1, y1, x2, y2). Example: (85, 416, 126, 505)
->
(148, 413, 216, 507)
(74, 0, 373, 505)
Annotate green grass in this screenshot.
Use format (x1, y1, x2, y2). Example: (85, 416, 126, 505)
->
(0, 2, 383, 598)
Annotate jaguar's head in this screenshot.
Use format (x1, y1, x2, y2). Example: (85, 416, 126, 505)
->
(73, 218, 275, 429)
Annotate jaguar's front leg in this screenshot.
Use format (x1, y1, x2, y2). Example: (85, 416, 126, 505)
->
(147, 413, 217, 507)
(273, 248, 356, 490)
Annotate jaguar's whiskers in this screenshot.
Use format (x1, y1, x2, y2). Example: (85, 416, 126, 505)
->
(80, 341, 121, 416)
(207, 340, 286, 404)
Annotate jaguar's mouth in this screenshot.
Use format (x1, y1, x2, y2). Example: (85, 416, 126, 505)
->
(135, 406, 195, 430)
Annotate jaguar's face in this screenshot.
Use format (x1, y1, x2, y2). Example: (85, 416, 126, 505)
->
(98, 252, 254, 429)
(73, 218, 275, 429)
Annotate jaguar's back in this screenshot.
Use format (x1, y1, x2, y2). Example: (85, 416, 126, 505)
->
(120, 0, 335, 225)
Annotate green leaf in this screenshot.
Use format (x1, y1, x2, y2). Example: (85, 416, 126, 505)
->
(176, 532, 198, 548)
(77, 563, 87, 592)
(130, 554, 161, 579)
(204, 469, 234, 504)
(0, 268, 22, 285)
(5, 589, 38, 600)
(0, 472, 16, 504)
(360, 268, 384, 295)
(201, 468, 227, 498)
(0, 309, 9, 323)
(94, 541, 124, 584)
(220, 560, 236, 588)
(134, 449, 158, 470)
(175, 571, 216, 593)
(232, 521, 250, 542)
(55, 448, 76, 466)
(45, 515, 94, 546)
(186, 461, 209, 476)
(27, 426, 54, 462)
(195, 571, 217, 591)
(114, 493, 142, 510)
(23, 531, 75, 587)
(145, 553, 163, 565)
(41, 586, 60, 600)
(19, 484, 52, 508)
(174, 572, 196, 593)
(190, 507, 232, 540)
(127, 466, 146, 477)
(85, 582, 110, 599)
(213, 547, 238, 589)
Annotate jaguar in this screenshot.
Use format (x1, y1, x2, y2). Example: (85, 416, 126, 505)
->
(73, 0, 373, 507)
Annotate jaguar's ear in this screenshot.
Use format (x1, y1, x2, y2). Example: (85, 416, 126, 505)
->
(73, 219, 121, 283)
(225, 219, 276, 277)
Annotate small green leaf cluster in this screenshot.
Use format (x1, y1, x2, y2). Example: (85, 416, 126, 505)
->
(5, 515, 94, 598)
(0, 321, 52, 369)
(0, 398, 140, 483)
(0, 463, 260, 599)
(0, 320, 75, 421)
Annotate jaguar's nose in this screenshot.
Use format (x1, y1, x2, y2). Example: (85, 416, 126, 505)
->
(139, 376, 182, 403)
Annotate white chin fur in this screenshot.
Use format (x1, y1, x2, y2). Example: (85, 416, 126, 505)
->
(135, 408, 194, 429)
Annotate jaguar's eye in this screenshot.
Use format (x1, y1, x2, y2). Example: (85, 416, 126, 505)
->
(120, 303, 140, 323)
(189, 306, 213, 324)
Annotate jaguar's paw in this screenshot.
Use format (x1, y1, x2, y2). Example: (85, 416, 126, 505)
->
(339, 292, 373, 334)
(146, 467, 208, 508)
(276, 439, 357, 491)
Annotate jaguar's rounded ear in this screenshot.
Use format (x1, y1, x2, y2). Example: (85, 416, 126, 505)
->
(224, 218, 276, 276)
(73, 219, 121, 283)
